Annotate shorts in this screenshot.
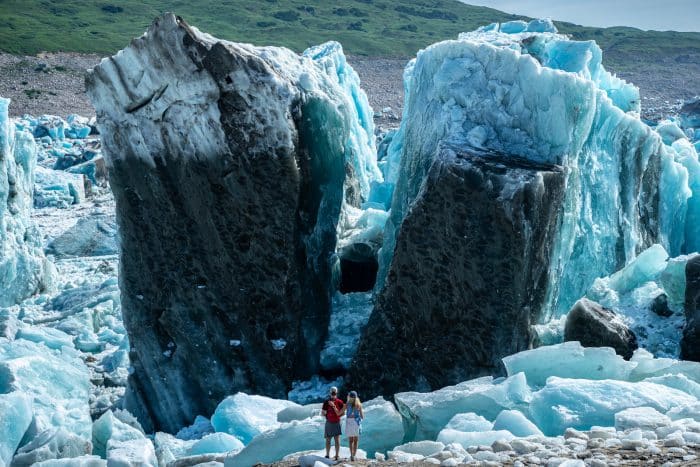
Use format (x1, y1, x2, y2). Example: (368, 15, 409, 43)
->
(345, 417, 361, 437)
(325, 421, 342, 438)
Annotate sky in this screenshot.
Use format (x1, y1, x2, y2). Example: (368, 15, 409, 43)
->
(460, 0, 700, 32)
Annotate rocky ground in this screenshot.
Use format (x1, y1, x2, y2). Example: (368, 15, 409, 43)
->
(0, 52, 408, 126)
(2, 51, 697, 126)
(263, 428, 700, 467)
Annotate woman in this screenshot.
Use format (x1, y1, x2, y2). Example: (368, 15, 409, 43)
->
(345, 390, 364, 461)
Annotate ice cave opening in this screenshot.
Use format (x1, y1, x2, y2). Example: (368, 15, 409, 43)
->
(338, 256, 379, 294)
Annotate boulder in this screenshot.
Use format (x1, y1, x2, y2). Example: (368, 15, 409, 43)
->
(348, 147, 565, 396)
(682, 255, 700, 361)
(650, 293, 673, 317)
(86, 14, 378, 432)
(564, 298, 638, 359)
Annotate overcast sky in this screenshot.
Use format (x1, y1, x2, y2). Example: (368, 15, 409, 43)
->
(460, 0, 700, 32)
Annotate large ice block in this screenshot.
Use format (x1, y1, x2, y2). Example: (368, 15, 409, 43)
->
(503, 341, 635, 387)
(354, 397, 405, 455)
(0, 339, 91, 441)
(0, 391, 33, 466)
(529, 377, 696, 435)
(85, 13, 381, 432)
(0, 98, 54, 306)
(223, 417, 324, 467)
(375, 21, 698, 327)
(211, 393, 297, 444)
(394, 373, 531, 441)
(92, 410, 145, 458)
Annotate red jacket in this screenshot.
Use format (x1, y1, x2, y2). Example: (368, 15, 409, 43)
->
(323, 398, 344, 423)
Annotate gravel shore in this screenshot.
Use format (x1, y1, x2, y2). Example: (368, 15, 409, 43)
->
(0, 52, 408, 124)
(261, 432, 700, 467)
(3, 51, 697, 124)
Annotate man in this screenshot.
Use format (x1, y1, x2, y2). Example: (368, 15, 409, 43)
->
(321, 386, 345, 460)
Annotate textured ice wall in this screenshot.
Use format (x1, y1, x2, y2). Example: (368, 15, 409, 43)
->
(86, 14, 380, 432)
(377, 24, 699, 315)
(0, 98, 54, 306)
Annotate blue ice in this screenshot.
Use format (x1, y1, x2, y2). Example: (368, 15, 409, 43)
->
(0, 98, 55, 307)
(375, 22, 700, 319)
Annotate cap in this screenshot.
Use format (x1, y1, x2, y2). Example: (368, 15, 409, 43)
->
(330, 386, 338, 394)
(349, 390, 358, 398)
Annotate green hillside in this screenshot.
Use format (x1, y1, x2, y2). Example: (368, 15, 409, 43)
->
(1, 0, 699, 68)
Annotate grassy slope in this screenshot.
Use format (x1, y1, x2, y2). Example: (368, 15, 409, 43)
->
(0, 0, 699, 68)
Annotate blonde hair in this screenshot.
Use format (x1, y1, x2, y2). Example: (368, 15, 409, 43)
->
(348, 396, 362, 409)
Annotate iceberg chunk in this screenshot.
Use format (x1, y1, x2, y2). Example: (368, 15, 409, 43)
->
(105, 438, 157, 467)
(288, 376, 343, 405)
(0, 391, 33, 466)
(302, 41, 382, 199)
(0, 339, 91, 441)
(92, 410, 145, 459)
(277, 403, 321, 423)
(153, 432, 196, 465)
(499, 20, 528, 34)
(629, 348, 700, 382)
(443, 413, 492, 432)
(46, 216, 118, 258)
(387, 441, 444, 462)
(394, 373, 530, 441)
(529, 377, 696, 435)
(85, 14, 381, 432)
(436, 429, 514, 449)
(175, 415, 214, 441)
(680, 97, 700, 129)
(356, 397, 405, 456)
(211, 393, 297, 444)
(666, 402, 700, 421)
(596, 244, 669, 295)
(656, 120, 687, 145)
(16, 325, 73, 351)
(34, 166, 84, 209)
(223, 417, 324, 467)
(614, 407, 672, 431)
(503, 341, 635, 387)
(492, 410, 544, 437)
(11, 427, 91, 465)
(189, 432, 244, 455)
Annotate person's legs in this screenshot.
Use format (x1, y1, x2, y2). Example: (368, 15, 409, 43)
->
(348, 436, 356, 459)
(325, 436, 331, 457)
(333, 434, 340, 459)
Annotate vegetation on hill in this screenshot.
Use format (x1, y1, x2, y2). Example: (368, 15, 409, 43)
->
(1, 0, 699, 70)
